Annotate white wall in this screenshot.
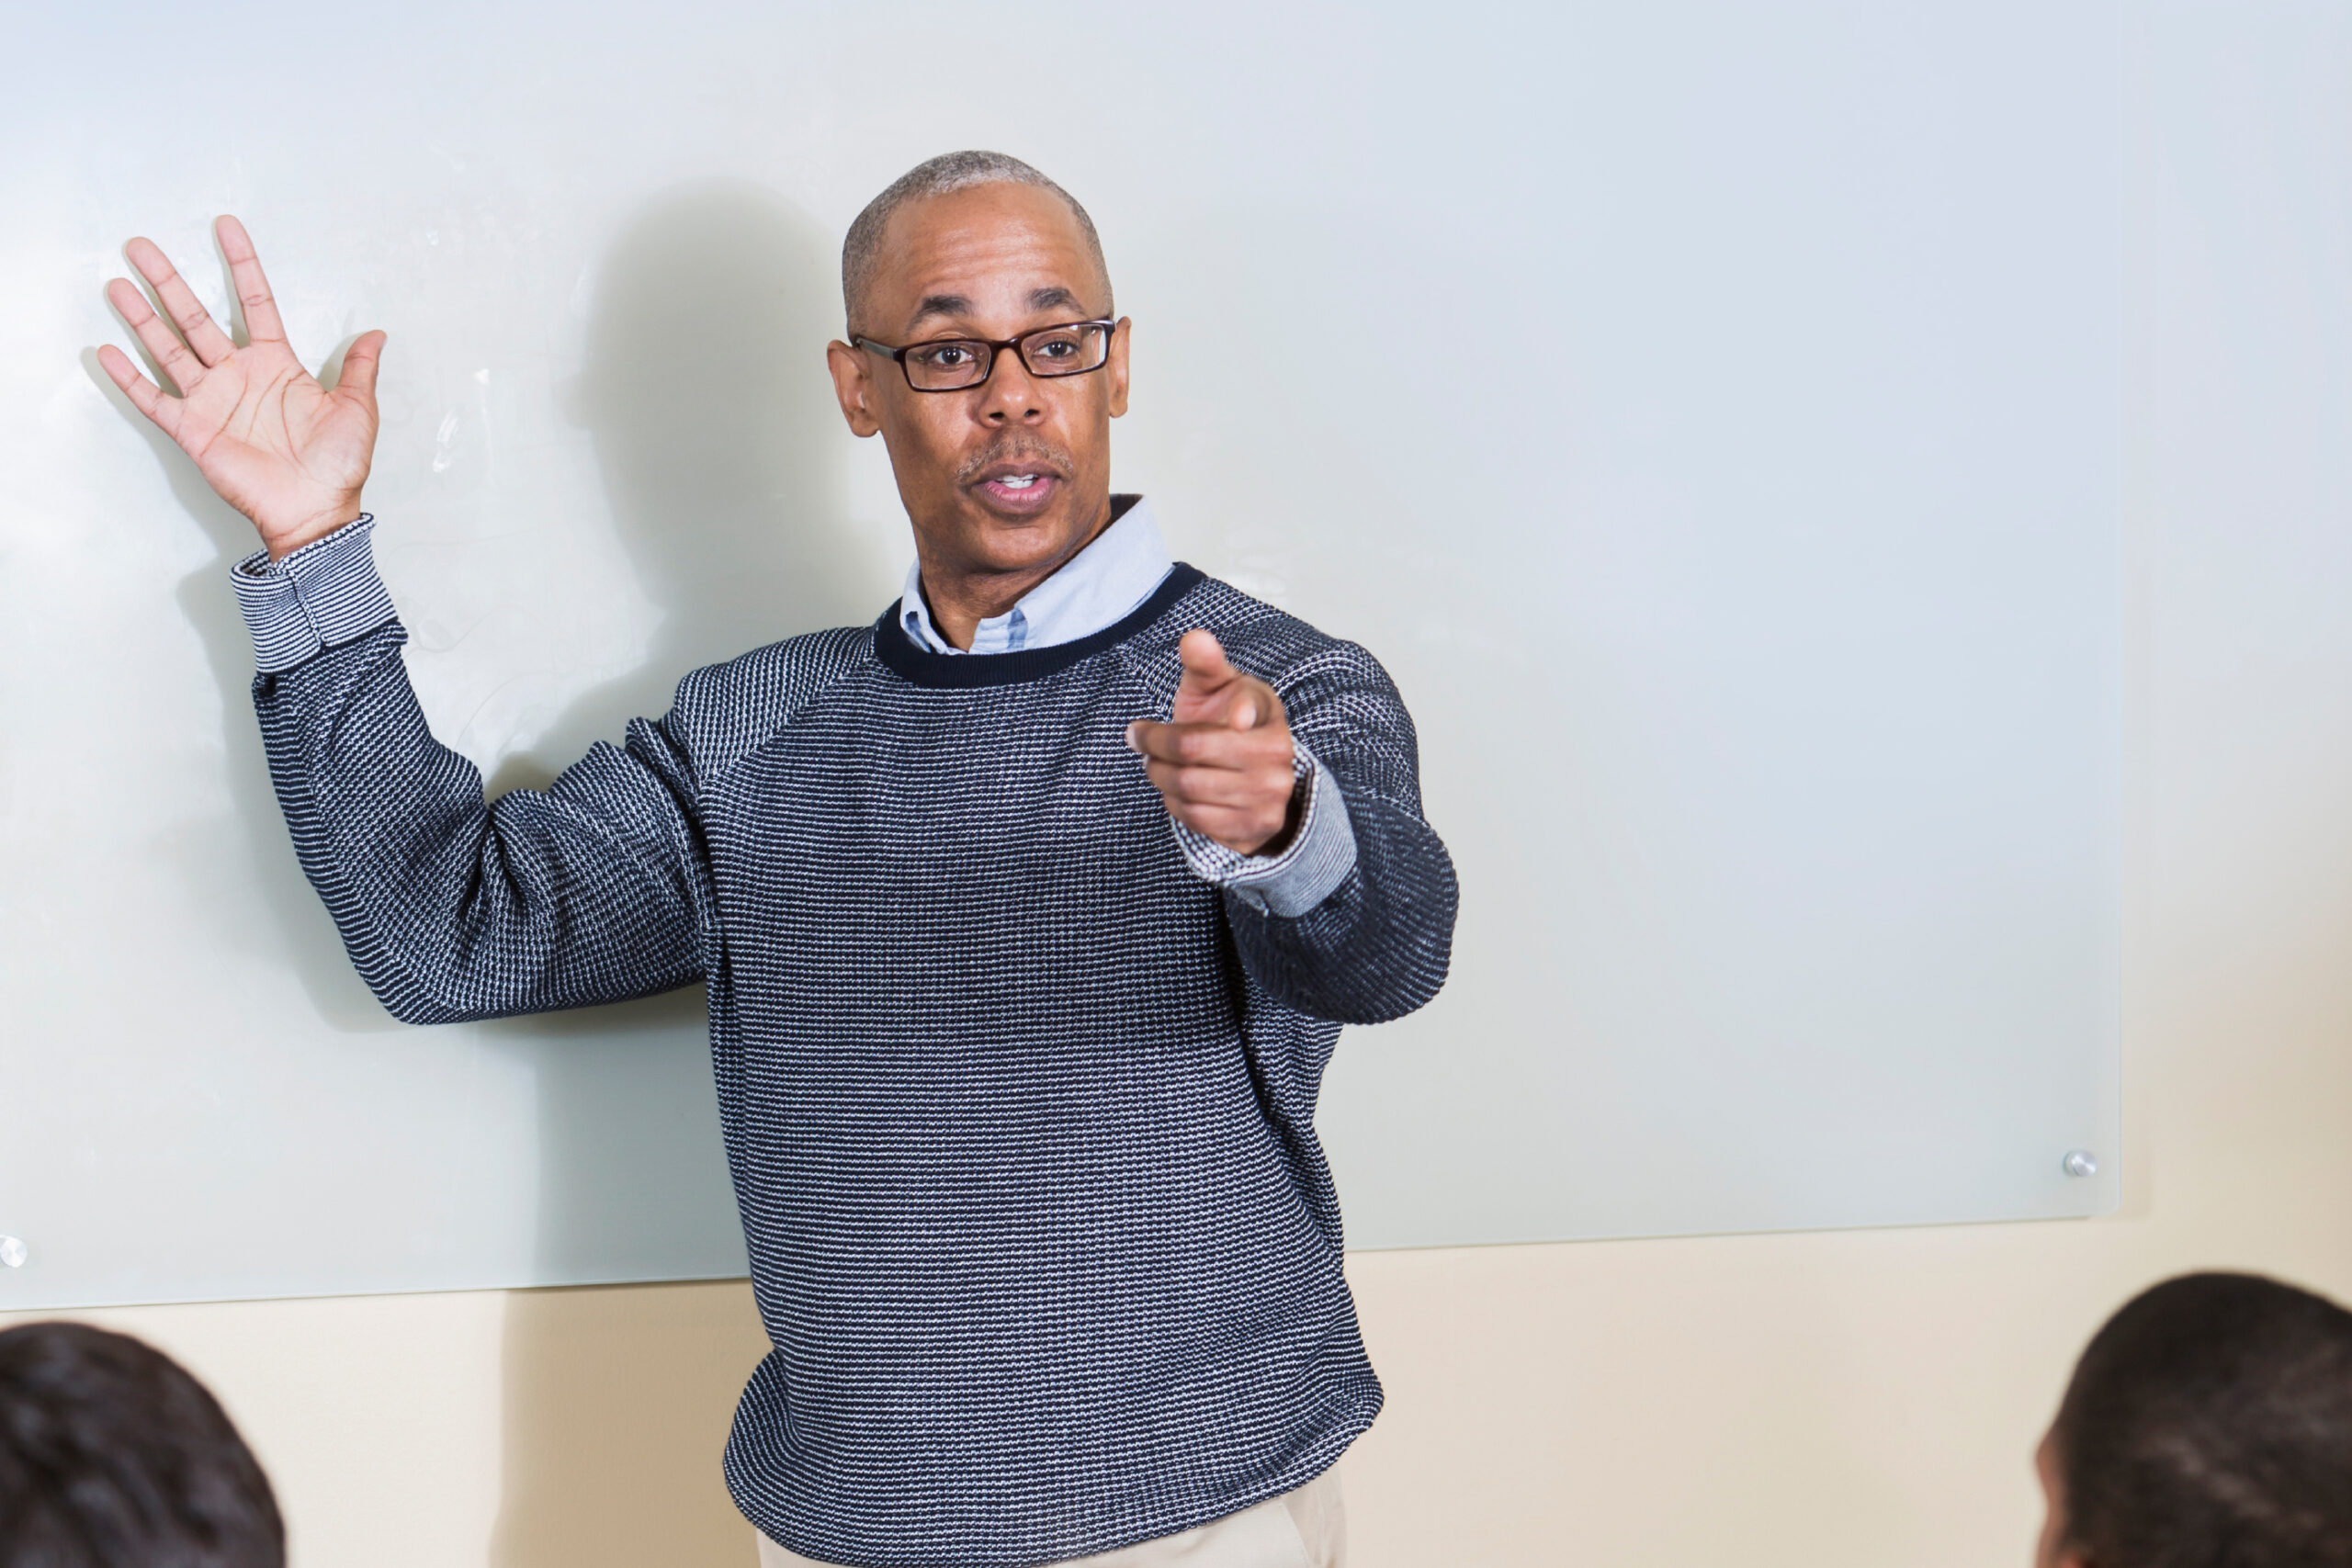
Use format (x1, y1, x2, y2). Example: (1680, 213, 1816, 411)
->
(6, 4, 2348, 1564)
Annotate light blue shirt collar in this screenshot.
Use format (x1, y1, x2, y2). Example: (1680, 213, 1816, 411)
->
(899, 495, 1174, 656)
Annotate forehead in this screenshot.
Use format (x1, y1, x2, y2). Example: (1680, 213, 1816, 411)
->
(869, 183, 1106, 329)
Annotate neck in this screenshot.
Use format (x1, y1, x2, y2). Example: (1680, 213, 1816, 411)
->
(915, 499, 1115, 650)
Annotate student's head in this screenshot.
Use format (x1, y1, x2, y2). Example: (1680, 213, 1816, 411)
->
(2036, 1272, 2352, 1568)
(0, 1321, 283, 1568)
(826, 151, 1130, 589)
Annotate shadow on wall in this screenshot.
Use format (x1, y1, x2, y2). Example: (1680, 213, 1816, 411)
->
(483, 182, 874, 1566)
(491, 179, 875, 793)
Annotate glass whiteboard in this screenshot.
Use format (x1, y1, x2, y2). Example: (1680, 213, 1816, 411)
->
(0, 0, 2118, 1309)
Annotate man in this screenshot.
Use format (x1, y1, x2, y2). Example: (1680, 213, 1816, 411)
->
(97, 151, 1456, 1567)
(0, 1321, 285, 1568)
(2034, 1272, 2352, 1568)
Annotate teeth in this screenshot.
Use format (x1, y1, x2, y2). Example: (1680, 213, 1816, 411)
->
(998, 474, 1039, 490)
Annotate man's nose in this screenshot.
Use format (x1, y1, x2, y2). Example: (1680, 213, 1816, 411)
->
(978, 351, 1046, 423)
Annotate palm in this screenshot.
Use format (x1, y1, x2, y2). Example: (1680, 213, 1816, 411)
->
(97, 217, 384, 558)
(172, 342, 371, 518)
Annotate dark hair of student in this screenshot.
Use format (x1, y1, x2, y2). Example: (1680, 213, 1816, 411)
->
(2052, 1271, 2352, 1568)
(0, 1321, 284, 1568)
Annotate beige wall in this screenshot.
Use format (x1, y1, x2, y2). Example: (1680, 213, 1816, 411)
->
(12, 9, 2349, 1566)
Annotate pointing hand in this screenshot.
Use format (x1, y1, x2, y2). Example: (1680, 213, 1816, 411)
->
(1125, 629, 1300, 856)
(96, 216, 383, 560)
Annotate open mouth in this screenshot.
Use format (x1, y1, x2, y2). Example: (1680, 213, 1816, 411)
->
(976, 470, 1060, 510)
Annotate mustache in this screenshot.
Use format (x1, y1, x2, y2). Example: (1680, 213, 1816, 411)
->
(956, 439, 1075, 486)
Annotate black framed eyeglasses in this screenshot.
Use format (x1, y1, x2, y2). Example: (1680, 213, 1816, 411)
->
(854, 319, 1116, 391)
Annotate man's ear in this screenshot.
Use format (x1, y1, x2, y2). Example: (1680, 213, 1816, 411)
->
(826, 339, 883, 437)
(1105, 316, 1132, 420)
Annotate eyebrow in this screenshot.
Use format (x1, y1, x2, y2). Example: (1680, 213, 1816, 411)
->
(909, 292, 973, 327)
(905, 285, 1095, 333)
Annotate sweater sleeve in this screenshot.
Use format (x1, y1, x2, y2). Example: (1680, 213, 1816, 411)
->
(241, 531, 711, 1025)
(1208, 640, 1458, 1025)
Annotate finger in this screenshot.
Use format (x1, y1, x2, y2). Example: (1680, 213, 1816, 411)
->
(1126, 718, 1291, 769)
(107, 276, 209, 395)
(95, 343, 179, 434)
(215, 215, 288, 345)
(1143, 759, 1288, 809)
(334, 329, 388, 405)
(1166, 721, 1289, 768)
(1179, 628, 1239, 684)
(1126, 718, 1170, 760)
(1234, 676, 1289, 732)
(1173, 629, 1244, 706)
(124, 237, 236, 366)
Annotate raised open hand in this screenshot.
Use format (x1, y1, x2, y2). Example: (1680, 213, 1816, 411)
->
(96, 216, 384, 560)
(1125, 629, 1301, 855)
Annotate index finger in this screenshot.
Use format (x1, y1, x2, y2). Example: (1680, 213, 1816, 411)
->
(1125, 718, 1290, 767)
(1178, 628, 1239, 683)
(215, 215, 287, 344)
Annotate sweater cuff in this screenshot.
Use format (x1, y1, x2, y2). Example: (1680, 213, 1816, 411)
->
(230, 515, 397, 673)
(1172, 741, 1358, 918)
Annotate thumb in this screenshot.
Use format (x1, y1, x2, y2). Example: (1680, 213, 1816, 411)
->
(335, 330, 388, 405)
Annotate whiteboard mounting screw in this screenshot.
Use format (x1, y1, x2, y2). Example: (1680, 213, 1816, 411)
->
(2062, 1150, 2098, 1179)
(0, 1235, 25, 1269)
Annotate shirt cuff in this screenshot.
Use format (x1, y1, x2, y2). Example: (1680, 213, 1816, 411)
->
(230, 514, 398, 673)
(1172, 741, 1359, 918)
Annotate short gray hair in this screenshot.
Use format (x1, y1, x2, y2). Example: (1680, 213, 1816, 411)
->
(842, 151, 1110, 330)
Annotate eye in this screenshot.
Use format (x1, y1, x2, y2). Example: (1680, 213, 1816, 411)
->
(911, 342, 979, 369)
(1032, 333, 1080, 360)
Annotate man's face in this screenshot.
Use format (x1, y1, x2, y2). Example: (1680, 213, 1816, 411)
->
(827, 182, 1131, 587)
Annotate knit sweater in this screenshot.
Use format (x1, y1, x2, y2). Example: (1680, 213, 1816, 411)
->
(240, 525, 1458, 1567)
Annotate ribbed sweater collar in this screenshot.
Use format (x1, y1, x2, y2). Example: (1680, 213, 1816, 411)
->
(874, 563, 1204, 689)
